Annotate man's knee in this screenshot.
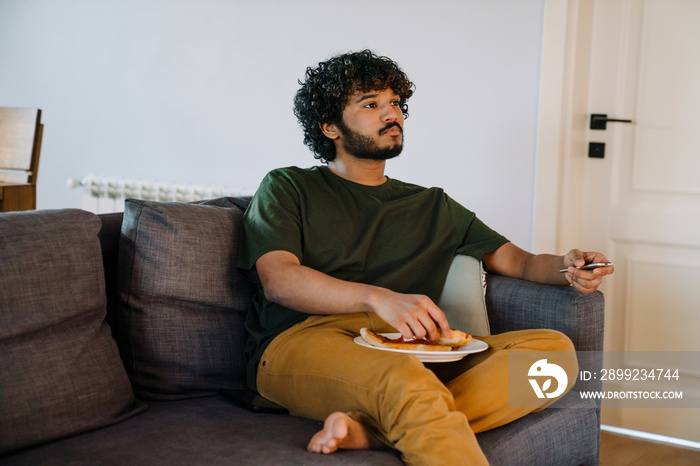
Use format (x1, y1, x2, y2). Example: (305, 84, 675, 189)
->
(540, 330, 578, 390)
(520, 329, 578, 391)
(539, 329, 575, 352)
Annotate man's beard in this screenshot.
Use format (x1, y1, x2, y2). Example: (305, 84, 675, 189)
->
(336, 121, 404, 161)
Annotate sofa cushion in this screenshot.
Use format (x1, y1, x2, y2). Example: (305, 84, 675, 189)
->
(0, 397, 403, 465)
(115, 198, 255, 400)
(0, 209, 145, 455)
(437, 255, 491, 336)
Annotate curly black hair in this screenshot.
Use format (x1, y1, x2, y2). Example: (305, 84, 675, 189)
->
(293, 50, 415, 163)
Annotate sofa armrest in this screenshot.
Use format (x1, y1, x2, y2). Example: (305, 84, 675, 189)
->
(484, 274, 605, 353)
(485, 273, 605, 465)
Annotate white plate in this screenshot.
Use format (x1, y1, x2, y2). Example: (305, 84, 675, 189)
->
(353, 333, 488, 363)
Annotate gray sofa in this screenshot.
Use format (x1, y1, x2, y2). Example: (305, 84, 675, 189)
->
(0, 197, 605, 465)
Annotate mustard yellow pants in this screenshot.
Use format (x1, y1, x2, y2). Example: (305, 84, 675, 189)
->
(256, 313, 577, 466)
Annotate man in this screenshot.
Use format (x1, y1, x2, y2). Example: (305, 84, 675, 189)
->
(237, 50, 613, 465)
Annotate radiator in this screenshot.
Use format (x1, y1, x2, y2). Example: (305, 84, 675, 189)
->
(68, 175, 253, 214)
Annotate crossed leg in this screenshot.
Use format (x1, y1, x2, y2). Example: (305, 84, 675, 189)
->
(307, 328, 577, 458)
(257, 314, 576, 465)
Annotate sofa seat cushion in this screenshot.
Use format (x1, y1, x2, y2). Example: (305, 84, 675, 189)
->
(0, 396, 403, 465)
(0, 209, 144, 455)
(0, 393, 598, 465)
(116, 198, 255, 400)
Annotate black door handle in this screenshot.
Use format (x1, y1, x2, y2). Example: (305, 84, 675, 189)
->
(590, 114, 633, 130)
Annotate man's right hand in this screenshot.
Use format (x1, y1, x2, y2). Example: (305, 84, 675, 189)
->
(256, 250, 451, 342)
(369, 288, 451, 341)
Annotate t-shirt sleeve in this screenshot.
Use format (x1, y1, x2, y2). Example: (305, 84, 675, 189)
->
(446, 194, 509, 259)
(236, 170, 303, 279)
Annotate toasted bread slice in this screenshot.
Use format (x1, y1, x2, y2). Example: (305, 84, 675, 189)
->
(435, 328, 472, 348)
(360, 328, 454, 352)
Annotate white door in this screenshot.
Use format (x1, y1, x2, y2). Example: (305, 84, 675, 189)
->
(535, 0, 700, 441)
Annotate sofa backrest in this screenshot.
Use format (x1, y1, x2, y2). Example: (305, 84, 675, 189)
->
(98, 211, 128, 333)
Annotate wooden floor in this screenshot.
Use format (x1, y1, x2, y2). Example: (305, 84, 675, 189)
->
(600, 431, 700, 465)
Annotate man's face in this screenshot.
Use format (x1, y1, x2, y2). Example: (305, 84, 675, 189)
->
(334, 88, 405, 161)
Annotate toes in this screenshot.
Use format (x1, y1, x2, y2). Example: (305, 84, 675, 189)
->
(308, 412, 352, 455)
(324, 438, 338, 453)
(308, 428, 336, 454)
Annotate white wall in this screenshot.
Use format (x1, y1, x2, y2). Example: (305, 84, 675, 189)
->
(0, 0, 544, 248)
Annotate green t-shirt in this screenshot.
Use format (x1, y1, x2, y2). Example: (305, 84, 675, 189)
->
(237, 166, 508, 390)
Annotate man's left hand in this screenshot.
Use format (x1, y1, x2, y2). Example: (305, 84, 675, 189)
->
(562, 249, 614, 293)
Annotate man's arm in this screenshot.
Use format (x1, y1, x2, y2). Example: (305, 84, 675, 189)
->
(255, 250, 452, 341)
(482, 242, 613, 294)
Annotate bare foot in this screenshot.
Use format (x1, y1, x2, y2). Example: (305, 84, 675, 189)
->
(307, 412, 381, 454)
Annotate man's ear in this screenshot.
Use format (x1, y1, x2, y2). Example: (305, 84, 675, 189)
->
(320, 122, 340, 140)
